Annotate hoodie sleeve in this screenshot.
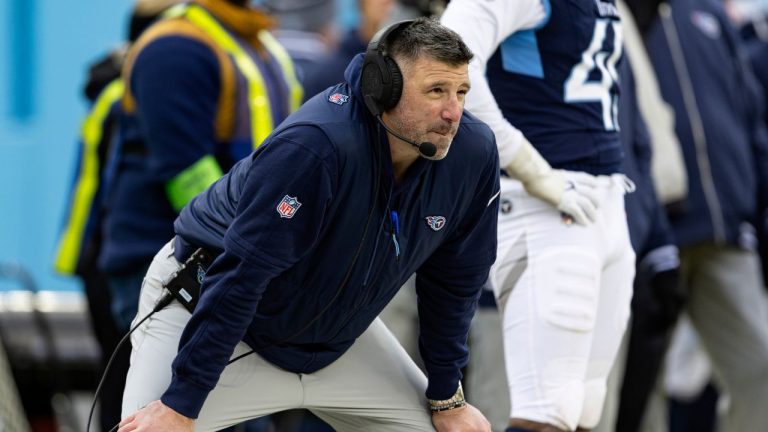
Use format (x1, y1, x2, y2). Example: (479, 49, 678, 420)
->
(160, 126, 337, 418)
(415, 141, 500, 400)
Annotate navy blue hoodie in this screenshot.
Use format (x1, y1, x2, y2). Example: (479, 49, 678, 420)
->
(646, 0, 768, 248)
(163, 54, 501, 418)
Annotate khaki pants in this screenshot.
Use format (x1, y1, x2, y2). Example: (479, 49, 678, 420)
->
(679, 244, 768, 432)
(122, 240, 435, 432)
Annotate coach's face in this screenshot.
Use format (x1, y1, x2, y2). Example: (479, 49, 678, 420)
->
(387, 56, 470, 160)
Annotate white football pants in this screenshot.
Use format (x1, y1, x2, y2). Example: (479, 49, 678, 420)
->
(490, 175, 635, 430)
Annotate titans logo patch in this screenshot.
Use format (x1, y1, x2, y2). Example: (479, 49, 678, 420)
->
(425, 216, 446, 231)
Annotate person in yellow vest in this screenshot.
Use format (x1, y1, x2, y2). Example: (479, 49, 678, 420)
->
(97, 0, 301, 341)
(53, 2, 181, 430)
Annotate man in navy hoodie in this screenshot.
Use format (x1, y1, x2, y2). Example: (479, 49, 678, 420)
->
(632, 0, 768, 429)
(118, 18, 499, 432)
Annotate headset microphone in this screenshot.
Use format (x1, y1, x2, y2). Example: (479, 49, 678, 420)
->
(375, 115, 438, 157)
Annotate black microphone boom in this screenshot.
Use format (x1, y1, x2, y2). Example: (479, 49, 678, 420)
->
(376, 116, 438, 157)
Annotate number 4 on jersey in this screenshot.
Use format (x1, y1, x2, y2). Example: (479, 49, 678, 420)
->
(564, 19, 623, 131)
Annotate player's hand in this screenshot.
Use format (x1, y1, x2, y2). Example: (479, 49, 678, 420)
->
(554, 170, 599, 225)
(432, 404, 492, 432)
(505, 138, 599, 225)
(523, 169, 599, 225)
(117, 400, 193, 432)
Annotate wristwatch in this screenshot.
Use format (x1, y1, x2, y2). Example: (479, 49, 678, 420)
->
(428, 382, 467, 412)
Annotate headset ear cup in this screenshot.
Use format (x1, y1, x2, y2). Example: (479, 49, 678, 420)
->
(361, 57, 384, 115)
(381, 56, 403, 111)
(361, 19, 413, 116)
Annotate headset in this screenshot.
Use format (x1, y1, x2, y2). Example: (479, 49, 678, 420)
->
(361, 20, 437, 158)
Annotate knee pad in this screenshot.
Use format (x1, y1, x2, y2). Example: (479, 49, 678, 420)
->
(536, 247, 601, 332)
(578, 377, 608, 428)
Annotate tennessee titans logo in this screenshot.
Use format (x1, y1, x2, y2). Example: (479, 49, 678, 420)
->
(328, 92, 349, 106)
(276, 195, 302, 218)
(500, 198, 513, 215)
(197, 264, 206, 285)
(425, 216, 446, 231)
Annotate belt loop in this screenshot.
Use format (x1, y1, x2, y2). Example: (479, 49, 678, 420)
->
(613, 173, 636, 194)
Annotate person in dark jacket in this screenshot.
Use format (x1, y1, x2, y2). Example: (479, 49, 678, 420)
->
(118, 18, 498, 432)
(613, 54, 685, 432)
(98, 0, 301, 336)
(727, 0, 768, 285)
(633, 0, 768, 429)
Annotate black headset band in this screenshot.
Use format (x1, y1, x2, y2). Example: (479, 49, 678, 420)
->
(367, 19, 413, 55)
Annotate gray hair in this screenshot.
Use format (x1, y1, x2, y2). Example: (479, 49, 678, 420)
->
(387, 17, 474, 68)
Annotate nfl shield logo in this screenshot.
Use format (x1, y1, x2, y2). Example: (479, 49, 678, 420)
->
(328, 92, 349, 106)
(425, 216, 446, 231)
(277, 195, 302, 218)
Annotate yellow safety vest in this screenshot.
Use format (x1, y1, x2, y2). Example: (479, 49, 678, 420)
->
(54, 78, 124, 274)
(164, 3, 303, 210)
(165, 3, 302, 145)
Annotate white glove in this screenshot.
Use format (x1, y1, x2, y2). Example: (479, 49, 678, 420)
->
(505, 138, 599, 225)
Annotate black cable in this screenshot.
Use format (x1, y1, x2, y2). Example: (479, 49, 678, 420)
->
(86, 292, 174, 432)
